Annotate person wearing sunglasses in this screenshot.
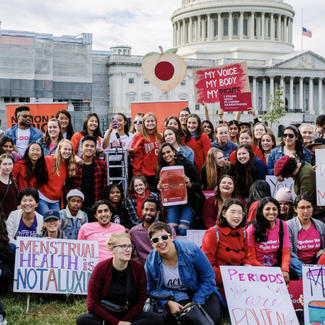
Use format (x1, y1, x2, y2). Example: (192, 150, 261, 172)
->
(267, 125, 311, 175)
(129, 113, 144, 135)
(77, 232, 163, 325)
(145, 222, 224, 325)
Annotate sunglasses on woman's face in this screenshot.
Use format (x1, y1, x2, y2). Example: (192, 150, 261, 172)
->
(283, 133, 295, 139)
(151, 234, 170, 244)
(134, 120, 143, 125)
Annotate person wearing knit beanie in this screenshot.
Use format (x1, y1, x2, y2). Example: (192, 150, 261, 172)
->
(275, 187, 294, 221)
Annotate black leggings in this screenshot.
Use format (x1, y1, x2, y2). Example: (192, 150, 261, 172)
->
(76, 311, 163, 325)
(164, 293, 222, 325)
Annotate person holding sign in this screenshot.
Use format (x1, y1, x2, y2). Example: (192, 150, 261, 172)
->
(202, 198, 250, 291)
(287, 195, 325, 279)
(156, 143, 204, 235)
(77, 232, 163, 325)
(145, 222, 223, 325)
(247, 197, 291, 283)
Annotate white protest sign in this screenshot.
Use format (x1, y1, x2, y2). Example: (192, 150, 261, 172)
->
(302, 265, 325, 324)
(316, 149, 325, 206)
(186, 230, 206, 247)
(14, 237, 98, 295)
(221, 266, 299, 325)
(266, 176, 296, 200)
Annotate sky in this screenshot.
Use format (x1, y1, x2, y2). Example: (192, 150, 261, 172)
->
(0, 0, 324, 57)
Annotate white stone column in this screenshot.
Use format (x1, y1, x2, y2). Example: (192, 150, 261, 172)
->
(178, 21, 182, 45)
(263, 77, 267, 111)
(289, 18, 293, 43)
(290, 77, 294, 110)
(284, 17, 289, 43)
(253, 77, 257, 107)
(299, 77, 304, 110)
(309, 78, 314, 114)
(207, 14, 211, 40)
(203, 16, 207, 40)
(270, 14, 275, 41)
(188, 17, 192, 43)
(261, 12, 265, 40)
(257, 14, 261, 39)
(173, 23, 176, 46)
(197, 15, 201, 42)
(270, 76, 274, 108)
(250, 12, 255, 39)
(183, 19, 186, 44)
(229, 13, 233, 40)
(277, 15, 281, 41)
(319, 78, 323, 114)
(218, 13, 222, 40)
(239, 12, 244, 39)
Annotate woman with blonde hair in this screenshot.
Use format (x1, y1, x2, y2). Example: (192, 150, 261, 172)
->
(201, 148, 231, 191)
(38, 139, 76, 215)
(131, 112, 162, 191)
(77, 231, 163, 325)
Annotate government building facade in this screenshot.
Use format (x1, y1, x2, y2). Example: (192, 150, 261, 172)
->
(1, 0, 325, 132)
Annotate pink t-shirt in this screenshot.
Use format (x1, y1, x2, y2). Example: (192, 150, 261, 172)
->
(247, 219, 290, 266)
(297, 222, 321, 264)
(78, 222, 125, 262)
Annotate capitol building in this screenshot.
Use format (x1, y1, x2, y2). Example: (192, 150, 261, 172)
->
(0, 0, 325, 131)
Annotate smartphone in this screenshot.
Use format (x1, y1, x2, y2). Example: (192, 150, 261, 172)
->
(111, 117, 118, 129)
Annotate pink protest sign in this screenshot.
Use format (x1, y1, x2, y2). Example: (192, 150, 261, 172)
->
(219, 92, 252, 112)
(193, 62, 250, 104)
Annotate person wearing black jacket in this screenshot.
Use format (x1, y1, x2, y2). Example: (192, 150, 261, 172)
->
(156, 143, 205, 235)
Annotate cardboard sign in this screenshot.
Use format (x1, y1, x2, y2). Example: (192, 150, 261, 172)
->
(287, 279, 303, 310)
(14, 237, 98, 295)
(6, 103, 67, 133)
(193, 62, 250, 104)
(266, 176, 296, 200)
(316, 149, 325, 206)
(219, 92, 252, 112)
(303, 265, 325, 324)
(160, 166, 187, 206)
(221, 266, 299, 325)
(131, 101, 188, 133)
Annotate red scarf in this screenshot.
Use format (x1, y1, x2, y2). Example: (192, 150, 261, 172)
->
(134, 189, 150, 220)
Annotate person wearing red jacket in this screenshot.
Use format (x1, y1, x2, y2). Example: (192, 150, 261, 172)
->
(131, 113, 162, 191)
(184, 114, 211, 175)
(76, 232, 163, 325)
(202, 198, 251, 290)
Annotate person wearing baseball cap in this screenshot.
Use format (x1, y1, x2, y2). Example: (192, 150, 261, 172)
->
(39, 210, 66, 239)
(59, 189, 88, 239)
(274, 156, 325, 219)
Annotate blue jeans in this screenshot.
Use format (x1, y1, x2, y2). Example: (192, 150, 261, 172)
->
(37, 199, 60, 216)
(166, 204, 194, 236)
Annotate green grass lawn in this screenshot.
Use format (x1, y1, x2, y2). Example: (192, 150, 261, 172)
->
(2, 292, 231, 324)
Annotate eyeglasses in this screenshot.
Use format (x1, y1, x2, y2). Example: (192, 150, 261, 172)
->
(179, 114, 189, 118)
(151, 234, 171, 244)
(228, 210, 245, 217)
(134, 120, 143, 125)
(114, 244, 134, 250)
(21, 115, 32, 119)
(297, 206, 313, 211)
(283, 133, 295, 139)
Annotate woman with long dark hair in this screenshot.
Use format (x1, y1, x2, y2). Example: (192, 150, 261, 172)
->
(56, 110, 74, 140)
(252, 122, 267, 147)
(259, 131, 276, 162)
(231, 144, 266, 199)
(0, 136, 21, 163)
(228, 120, 240, 144)
(247, 197, 291, 283)
(71, 113, 103, 157)
(156, 143, 204, 235)
(201, 120, 215, 142)
(184, 114, 211, 174)
(267, 125, 311, 175)
(12, 142, 48, 191)
(37, 118, 63, 156)
(165, 116, 184, 136)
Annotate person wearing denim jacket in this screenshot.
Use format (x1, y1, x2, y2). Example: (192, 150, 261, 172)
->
(145, 223, 224, 324)
(59, 189, 88, 239)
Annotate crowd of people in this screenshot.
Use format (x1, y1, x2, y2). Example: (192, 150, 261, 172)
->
(1, 104, 325, 324)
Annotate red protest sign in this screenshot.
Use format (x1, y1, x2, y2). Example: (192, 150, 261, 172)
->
(193, 62, 250, 104)
(219, 92, 252, 112)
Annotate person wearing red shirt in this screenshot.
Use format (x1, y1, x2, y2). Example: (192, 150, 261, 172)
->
(184, 114, 211, 175)
(202, 198, 251, 291)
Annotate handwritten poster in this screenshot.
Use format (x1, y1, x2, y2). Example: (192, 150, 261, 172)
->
(221, 266, 299, 325)
(303, 265, 325, 324)
(160, 166, 187, 206)
(14, 237, 98, 295)
(316, 149, 325, 206)
(193, 62, 250, 104)
(266, 176, 296, 200)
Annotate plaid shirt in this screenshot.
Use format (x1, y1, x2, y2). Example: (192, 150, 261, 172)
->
(68, 157, 107, 203)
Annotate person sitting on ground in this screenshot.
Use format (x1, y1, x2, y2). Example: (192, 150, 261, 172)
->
(38, 210, 66, 239)
(59, 189, 88, 239)
(78, 200, 125, 262)
(76, 232, 163, 325)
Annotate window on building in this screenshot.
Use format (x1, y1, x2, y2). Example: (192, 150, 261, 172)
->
(18, 97, 30, 103)
(181, 80, 186, 86)
(128, 78, 134, 84)
(195, 104, 200, 111)
(254, 18, 257, 37)
(243, 18, 248, 36)
(275, 20, 278, 39)
(223, 18, 228, 36)
(144, 79, 149, 85)
(4, 97, 14, 103)
(233, 18, 238, 36)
